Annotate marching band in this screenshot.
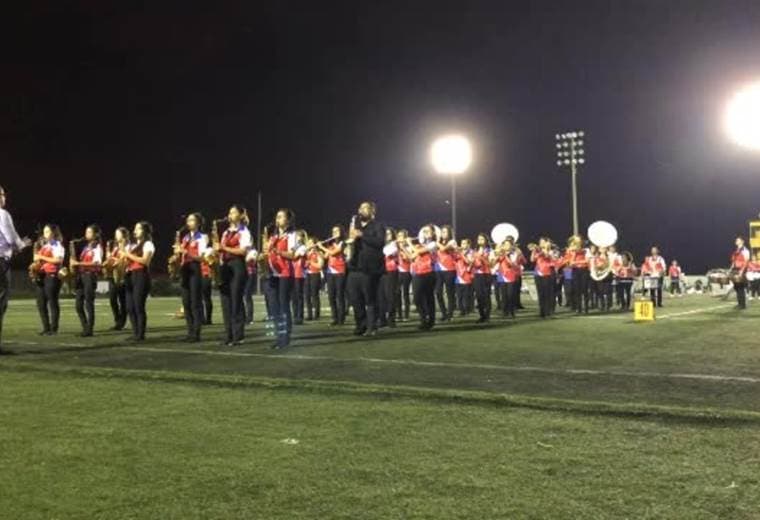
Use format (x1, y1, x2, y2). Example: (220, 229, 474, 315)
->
(2, 192, 757, 352)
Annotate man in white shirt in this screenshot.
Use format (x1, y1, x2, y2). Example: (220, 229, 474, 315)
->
(0, 185, 32, 351)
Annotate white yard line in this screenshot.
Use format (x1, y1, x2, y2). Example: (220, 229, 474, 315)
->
(122, 346, 760, 385)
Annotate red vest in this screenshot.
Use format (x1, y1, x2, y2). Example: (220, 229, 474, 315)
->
(293, 253, 306, 279)
(181, 231, 204, 265)
(732, 248, 749, 270)
(268, 234, 293, 278)
(326, 244, 346, 275)
(436, 243, 457, 271)
(532, 251, 555, 277)
(398, 251, 411, 273)
(221, 227, 247, 262)
(412, 245, 434, 275)
(456, 252, 473, 284)
(127, 243, 147, 272)
(668, 266, 681, 278)
(39, 242, 63, 275)
(307, 250, 322, 274)
(472, 249, 491, 275)
(78, 243, 102, 274)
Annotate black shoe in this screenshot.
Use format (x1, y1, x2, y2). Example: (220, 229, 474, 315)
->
(220, 340, 233, 346)
(329, 321, 339, 327)
(363, 329, 377, 337)
(388, 320, 397, 328)
(476, 317, 487, 324)
(79, 331, 93, 338)
(353, 327, 367, 336)
(38, 330, 51, 336)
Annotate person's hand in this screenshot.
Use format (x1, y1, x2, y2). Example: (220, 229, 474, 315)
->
(173, 244, 182, 254)
(70, 260, 79, 267)
(21, 237, 32, 249)
(33, 254, 41, 261)
(351, 228, 363, 239)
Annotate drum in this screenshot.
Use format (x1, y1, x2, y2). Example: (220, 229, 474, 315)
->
(746, 271, 760, 282)
(643, 276, 660, 290)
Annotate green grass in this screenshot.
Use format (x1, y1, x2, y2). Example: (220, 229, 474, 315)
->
(2, 293, 760, 517)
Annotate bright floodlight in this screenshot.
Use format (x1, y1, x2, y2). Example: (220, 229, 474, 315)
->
(431, 135, 472, 174)
(725, 82, 760, 150)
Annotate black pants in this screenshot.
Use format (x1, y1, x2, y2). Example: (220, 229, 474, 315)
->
(292, 277, 305, 324)
(219, 258, 247, 343)
(563, 279, 573, 308)
(378, 270, 398, 326)
(493, 275, 502, 312)
(535, 274, 555, 318)
(180, 262, 203, 340)
(750, 279, 760, 298)
(36, 274, 61, 333)
(399, 272, 412, 319)
(555, 276, 564, 306)
(617, 279, 633, 310)
(326, 272, 346, 325)
(515, 276, 524, 309)
(670, 278, 681, 295)
(473, 273, 492, 320)
(571, 268, 590, 313)
(0, 259, 10, 345)
(649, 277, 663, 307)
(348, 271, 381, 332)
(75, 272, 97, 334)
(435, 270, 456, 320)
(269, 275, 293, 345)
(125, 270, 151, 340)
(456, 283, 473, 315)
(735, 280, 747, 309)
(108, 280, 127, 329)
(244, 272, 256, 324)
(412, 272, 436, 328)
(201, 276, 213, 324)
(306, 273, 321, 320)
(500, 281, 518, 317)
(593, 277, 612, 311)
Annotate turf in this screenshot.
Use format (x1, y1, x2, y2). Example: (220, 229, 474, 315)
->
(2, 292, 760, 518)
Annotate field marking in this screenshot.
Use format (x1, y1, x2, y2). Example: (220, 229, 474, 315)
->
(582, 303, 735, 320)
(121, 346, 760, 385)
(7, 340, 86, 348)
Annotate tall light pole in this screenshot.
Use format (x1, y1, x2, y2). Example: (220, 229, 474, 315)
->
(555, 131, 586, 236)
(431, 134, 472, 235)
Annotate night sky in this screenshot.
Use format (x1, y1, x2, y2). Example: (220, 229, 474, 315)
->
(3, 1, 760, 272)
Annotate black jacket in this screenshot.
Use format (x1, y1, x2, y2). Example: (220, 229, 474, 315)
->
(348, 218, 386, 275)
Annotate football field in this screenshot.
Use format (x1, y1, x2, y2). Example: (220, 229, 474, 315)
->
(1, 293, 759, 518)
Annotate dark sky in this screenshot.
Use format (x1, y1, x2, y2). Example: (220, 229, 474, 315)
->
(3, 0, 760, 271)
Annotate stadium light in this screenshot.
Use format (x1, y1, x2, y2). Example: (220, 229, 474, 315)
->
(431, 134, 472, 234)
(555, 131, 586, 236)
(725, 82, 760, 150)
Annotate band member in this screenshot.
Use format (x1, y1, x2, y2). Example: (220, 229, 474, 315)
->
(494, 238, 525, 318)
(396, 229, 413, 321)
(267, 208, 297, 348)
(72, 225, 103, 337)
(215, 205, 252, 346)
(563, 235, 590, 314)
(455, 238, 474, 316)
(608, 245, 622, 307)
(345, 203, 386, 336)
(305, 237, 324, 321)
(291, 230, 308, 326)
(531, 238, 556, 318)
(122, 221, 155, 341)
(177, 213, 208, 342)
(31, 224, 65, 336)
(406, 224, 437, 330)
(200, 254, 214, 325)
(641, 246, 666, 307)
(0, 186, 32, 350)
(105, 227, 129, 330)
(730, 236, 750, 310)
(435, 225, 457, 322)
(747, 251, 760, 300)
(318, 225, 347, 326)
(378, 227, 399, 328)
(590, 247, 613, 312)
(243, 247, 258, 325)
(668, 260, 683, 297)
(615, 254, 637, 310)
(472, 233, 492, 323)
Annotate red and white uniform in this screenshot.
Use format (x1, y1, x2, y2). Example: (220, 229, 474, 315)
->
(564, 248, 590, 269)
(617, 264, 637, 279)
(78, 242, 103, 274)
(642, 255, 666, 277)
(531, 249, 556, 277)
(495, 250, 523, 283)
(397, 247, 412, 274)
(220, 225, 252, 263)
(435, 240, 457, 272)
(325, 242, 346, 275)
(268, 231, 296, 278)
(591, 253, 610, 274)
(39, 240, 65, 275)
(292, 244, 308, 279)
(731, 247, 750, 272)
(383, 242, 399, 273)
(181, 231, 209, 265)
(472, 248, 491, 275)
(456, 250, 473, 285)
(245, 248, 258, 276)
(411, 241, 436, 276)
(126, 241, 155, 272)
(668, 265, 682, 279)
(307, 249, 323, 275)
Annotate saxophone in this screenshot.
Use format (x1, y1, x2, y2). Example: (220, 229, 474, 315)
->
(27, 237, 43, 282)
(167, 227, 183, 280)
(204, 219, 224, 286)
(102, 240, 114, 280)
(113, 241, 127, 286)
(344, 215, 357, 264)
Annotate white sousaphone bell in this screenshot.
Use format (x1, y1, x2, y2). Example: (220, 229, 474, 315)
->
(490, 222, 520, 245)
(417, 224, 442, 244)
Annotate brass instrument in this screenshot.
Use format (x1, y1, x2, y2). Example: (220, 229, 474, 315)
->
(167, 227, 184, 280)
(113, 241, 127, 286)
(101, 240, 114, 279)
(27, 236, 43, 283)
(204, 219, 226, 286)
(590, 251, 613, 281)
(527, 242, 539, 252)
(345, 215, 358, 263)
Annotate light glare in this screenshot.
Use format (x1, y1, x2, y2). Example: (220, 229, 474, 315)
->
(431, 135, 473, 174)
(726, 83, 760, 150)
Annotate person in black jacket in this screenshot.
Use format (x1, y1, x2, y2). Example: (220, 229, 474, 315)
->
(347, 201, 386, 337)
